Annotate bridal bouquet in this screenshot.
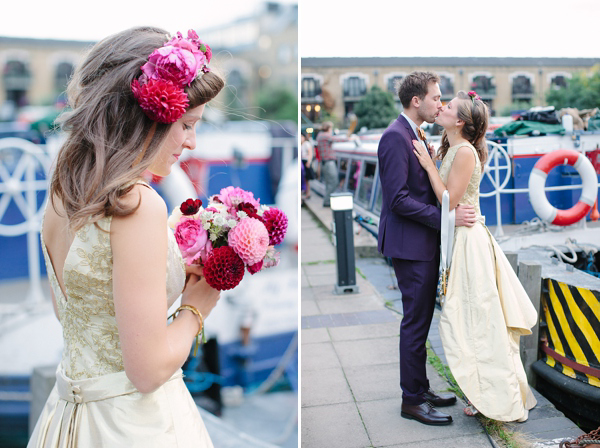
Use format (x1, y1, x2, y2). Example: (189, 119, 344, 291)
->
(168, 186, 288, 291)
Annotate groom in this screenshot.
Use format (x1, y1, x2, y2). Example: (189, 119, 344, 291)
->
(377, 71, 476, 425)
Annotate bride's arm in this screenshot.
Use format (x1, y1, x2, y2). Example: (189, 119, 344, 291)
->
(111, 185, 219, 394)
(413, 141, 476, 211)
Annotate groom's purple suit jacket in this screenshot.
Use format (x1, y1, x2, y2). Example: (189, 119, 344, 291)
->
(377, 114, 441, 261)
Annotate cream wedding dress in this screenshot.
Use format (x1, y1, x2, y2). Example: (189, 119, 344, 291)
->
(438, 143, 538, 421)
(29, 184, 213, 447)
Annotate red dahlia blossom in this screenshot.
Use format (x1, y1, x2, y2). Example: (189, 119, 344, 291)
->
(180, 198, 203, 215)
(262, 208, 288, 246)
(131, 78, 188, 123)
(203, 246, 245, 290)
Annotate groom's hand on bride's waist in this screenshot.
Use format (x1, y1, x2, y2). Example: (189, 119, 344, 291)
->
(455, 204, 476, 227)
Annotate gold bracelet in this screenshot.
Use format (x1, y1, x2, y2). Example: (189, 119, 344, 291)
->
(169, 305, 205, 356)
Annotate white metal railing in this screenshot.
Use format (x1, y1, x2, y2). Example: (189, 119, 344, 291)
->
(481, 140, 600, 237)
(0, 138, 52, 307)
(316, 138, 600, 238)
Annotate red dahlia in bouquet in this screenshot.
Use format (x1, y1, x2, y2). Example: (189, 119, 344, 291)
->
(168, 187, 288, 291)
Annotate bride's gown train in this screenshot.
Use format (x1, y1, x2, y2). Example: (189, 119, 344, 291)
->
(438, 143, 538, 422)
(29, 183, 213, 447)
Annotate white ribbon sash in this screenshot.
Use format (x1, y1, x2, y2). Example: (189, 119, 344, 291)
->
(440, 190, 455, 305)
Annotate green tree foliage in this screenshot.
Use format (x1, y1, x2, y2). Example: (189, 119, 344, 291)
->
(354, 85, 398, 130)
(256, 86, 298, 122)
(546, 66, 600, 110)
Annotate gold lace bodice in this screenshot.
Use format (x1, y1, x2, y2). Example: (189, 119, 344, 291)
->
(41, 192, 186, 380)
(438, 142, 482, 217)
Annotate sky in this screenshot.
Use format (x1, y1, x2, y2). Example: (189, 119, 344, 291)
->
(1, 0, 297, 41)
(299, 0, 600, 58)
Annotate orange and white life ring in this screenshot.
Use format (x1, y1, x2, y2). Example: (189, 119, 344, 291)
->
(528, 149, 598, 226)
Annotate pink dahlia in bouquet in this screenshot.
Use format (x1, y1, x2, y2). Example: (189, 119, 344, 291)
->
(169, 186, 288, 291)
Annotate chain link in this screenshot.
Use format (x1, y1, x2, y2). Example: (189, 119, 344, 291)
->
(559, 428, 600, 447)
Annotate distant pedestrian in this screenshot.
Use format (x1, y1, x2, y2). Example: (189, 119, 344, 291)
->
(317, 121, 337, 207)
(301, 132, 315, 199)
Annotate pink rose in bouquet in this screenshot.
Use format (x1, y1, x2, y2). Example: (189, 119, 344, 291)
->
(174, 218, 212, 265)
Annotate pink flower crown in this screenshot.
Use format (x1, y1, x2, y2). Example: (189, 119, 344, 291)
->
(131, 30, 212, 124)
(468, 90, 481, 103)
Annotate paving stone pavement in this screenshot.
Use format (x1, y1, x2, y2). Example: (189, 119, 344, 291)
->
(300, 196, 585, 448)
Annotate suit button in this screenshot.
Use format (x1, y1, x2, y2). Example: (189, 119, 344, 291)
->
(72, 386, 81, 394)
(74, 395, 83, 404)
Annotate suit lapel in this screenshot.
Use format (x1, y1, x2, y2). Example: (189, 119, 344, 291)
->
(397, 114, 419, 141)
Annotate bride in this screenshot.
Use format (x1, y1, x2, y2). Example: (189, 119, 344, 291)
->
(412, 90, 538, 422)
(29, 27, 224, 447)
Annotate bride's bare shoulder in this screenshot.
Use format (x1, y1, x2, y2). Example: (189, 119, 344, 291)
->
(113, 182, 167, 229)
(42, 195, 70, 242)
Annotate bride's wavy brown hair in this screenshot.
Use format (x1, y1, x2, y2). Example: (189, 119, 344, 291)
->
(437, 90, 489, 171)
(50, 26, 224, 231)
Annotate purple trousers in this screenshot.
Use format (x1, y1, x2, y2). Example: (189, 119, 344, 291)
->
(392, 251, 439, 405)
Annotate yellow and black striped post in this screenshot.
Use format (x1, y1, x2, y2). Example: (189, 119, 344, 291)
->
(541, 278, 600, 387)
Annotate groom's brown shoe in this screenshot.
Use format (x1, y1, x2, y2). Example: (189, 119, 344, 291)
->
(401, 402, 453, 426)
(422, 389, 457, 407)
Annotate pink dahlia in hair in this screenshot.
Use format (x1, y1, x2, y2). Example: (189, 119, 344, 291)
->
(131, 79, 188, 123)
(262, 207, 288, 246)
(228, 217, 269, 265)
(203, 246, 245, 290)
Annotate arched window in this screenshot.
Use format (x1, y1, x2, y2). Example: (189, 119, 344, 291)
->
(55, 62, 74, 92)
(386, 75, 403, 95)
(439, 75, 454, 98)
(3, 59, 31, 107)
(343, 76, 366, 97)
(470, 74, 495, 96)
(302, 76, 321, 98)
(512, 75, 533, 95)
(550, 75, 568, 90)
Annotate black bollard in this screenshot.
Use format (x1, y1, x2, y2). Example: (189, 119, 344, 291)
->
(331, 192, 359, 294)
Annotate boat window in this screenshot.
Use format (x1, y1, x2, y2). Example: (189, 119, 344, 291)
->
(374, 183, 383, 214)
(357, 161, 376, 207)
(338, 158, 349, 190)
(347, 159, 361, 195)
